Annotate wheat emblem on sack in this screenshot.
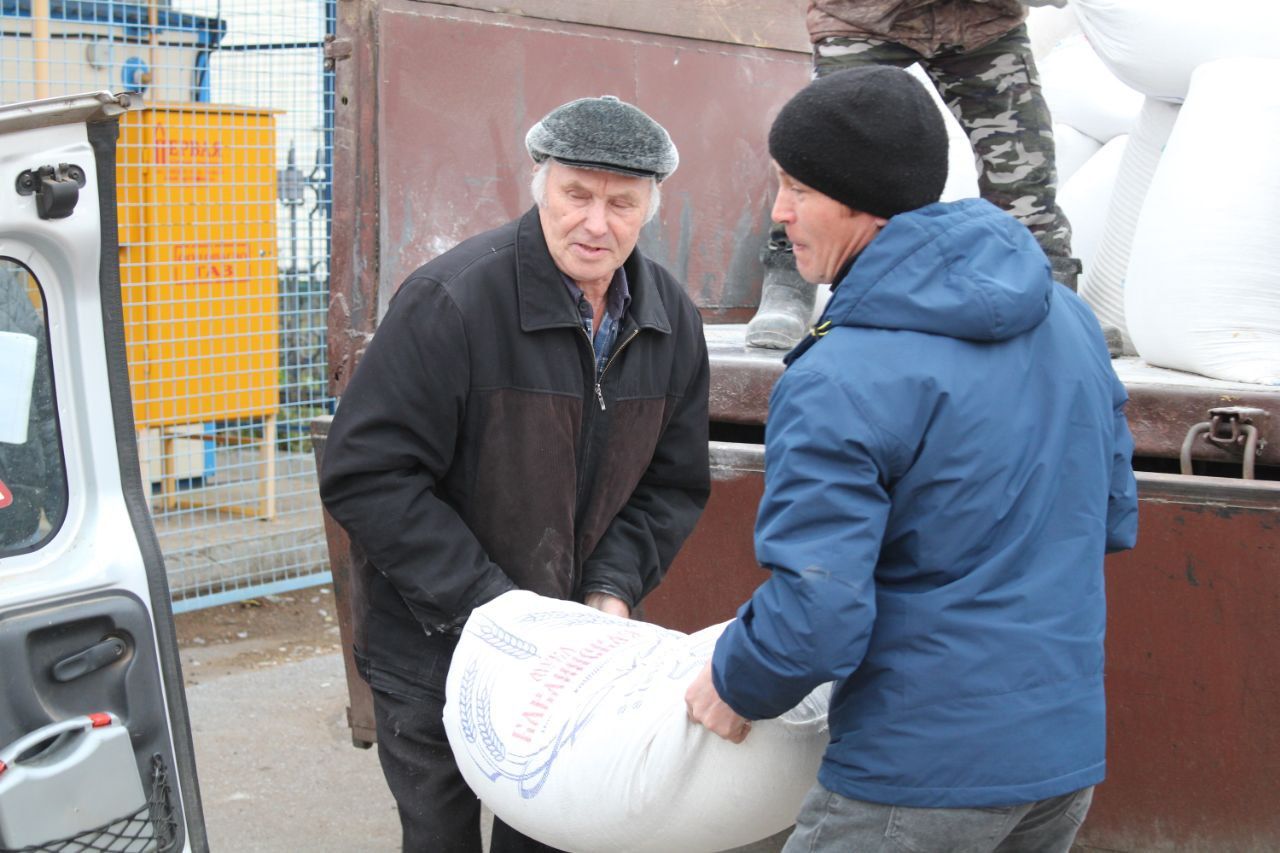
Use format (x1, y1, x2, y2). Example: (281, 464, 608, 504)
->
(520, 611, 618, 628)
(477, 686, 506, 762)
(475, 616, 537, 659)
(458, 662, 479, 743)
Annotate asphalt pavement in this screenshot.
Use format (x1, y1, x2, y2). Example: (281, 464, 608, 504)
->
(185, 651, 403, 852)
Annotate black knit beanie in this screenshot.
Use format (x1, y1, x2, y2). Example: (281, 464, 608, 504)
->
(768, 66, 948, 218)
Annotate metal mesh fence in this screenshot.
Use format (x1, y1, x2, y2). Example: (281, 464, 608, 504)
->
(1, 0, 335, 609)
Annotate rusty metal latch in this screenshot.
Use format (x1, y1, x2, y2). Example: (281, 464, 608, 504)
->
(323, 35, 353, 71)
(1179, 406, 1269, 479)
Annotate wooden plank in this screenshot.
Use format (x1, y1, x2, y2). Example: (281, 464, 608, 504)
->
(420, 0, 812, 52)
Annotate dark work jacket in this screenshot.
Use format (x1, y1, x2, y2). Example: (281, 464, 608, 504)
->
(319, 207, 710, 690)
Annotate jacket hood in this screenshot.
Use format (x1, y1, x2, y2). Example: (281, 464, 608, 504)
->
(822, 199, 1052, 342)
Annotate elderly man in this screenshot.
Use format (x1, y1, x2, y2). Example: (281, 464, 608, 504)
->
(320, 96, 710, 852)
(687, 67, 1137, 852)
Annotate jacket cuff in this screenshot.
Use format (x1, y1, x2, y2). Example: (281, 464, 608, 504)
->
(429, 573, 519, 635)
(578, 582, 633, 609)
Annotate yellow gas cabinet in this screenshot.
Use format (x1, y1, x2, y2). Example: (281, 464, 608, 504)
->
(117, 103, 280, 519)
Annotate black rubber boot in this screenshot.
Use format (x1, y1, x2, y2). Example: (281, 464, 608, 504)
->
(1049, 255, 1082, 292)
(746, 266, 817, 349)
(1100, 324, 1126, 360)
(1052, 256, 1124, 358)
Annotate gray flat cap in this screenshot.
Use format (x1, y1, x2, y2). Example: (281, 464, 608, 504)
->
(526, 95, 679, 181)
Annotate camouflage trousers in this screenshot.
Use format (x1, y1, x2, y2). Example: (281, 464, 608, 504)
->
(764, 24, 1071, 269)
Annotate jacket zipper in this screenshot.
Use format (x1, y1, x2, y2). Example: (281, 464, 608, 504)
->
(569, 323, 640, 594)
(593, 328, 640, 411)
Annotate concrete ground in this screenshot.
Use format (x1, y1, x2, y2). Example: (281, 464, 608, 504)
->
(176, 590, 790, 853)
(178, 589, 402, 852)
(185, 652, 403, 851)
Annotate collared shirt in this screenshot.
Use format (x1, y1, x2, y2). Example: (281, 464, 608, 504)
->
(562, 267, 632, 377)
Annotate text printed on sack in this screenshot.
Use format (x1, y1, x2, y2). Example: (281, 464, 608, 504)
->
(511, 632, 636, 743)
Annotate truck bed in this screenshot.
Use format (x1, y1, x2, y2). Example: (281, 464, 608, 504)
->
(704, 323, 1279, 473)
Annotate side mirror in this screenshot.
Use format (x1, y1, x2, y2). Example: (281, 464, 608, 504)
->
(0, 331, 38, 444)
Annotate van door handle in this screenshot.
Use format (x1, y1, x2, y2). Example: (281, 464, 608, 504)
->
(52, 637, 128, 682)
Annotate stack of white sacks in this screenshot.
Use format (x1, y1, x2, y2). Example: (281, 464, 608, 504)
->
(1031, 0, 1280, 384)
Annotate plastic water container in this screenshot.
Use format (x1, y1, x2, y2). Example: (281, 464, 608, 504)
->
(0, 713, 155, 851)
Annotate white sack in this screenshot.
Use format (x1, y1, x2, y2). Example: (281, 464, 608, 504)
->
(1078, 97, 1179, 351)
(1125, 58, 1280, 386)
(1038, 34, 1143, 144)
(1026, 4, 1080, 61)
(1073, 0, 1280, 102)
(1052, 123, 1103, 184)
(443, 591, 830, 853)
(1058, 134, 1127, 281)
(905, 63, 980, 204)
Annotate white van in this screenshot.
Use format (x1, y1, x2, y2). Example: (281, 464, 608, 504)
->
(0, 92, 205, 852)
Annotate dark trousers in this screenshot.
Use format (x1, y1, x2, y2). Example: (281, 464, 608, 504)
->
(368, 639, 562, 853)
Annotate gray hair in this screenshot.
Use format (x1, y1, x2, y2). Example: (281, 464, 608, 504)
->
(531, 160, 662, 224)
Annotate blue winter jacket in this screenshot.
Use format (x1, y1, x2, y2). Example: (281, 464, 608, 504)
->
(712, 198, 1139, 808)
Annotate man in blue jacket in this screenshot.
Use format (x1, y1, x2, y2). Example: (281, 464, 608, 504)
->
(686, 66, 1138, 852)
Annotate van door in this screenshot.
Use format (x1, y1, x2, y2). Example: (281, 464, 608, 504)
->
(0, 92, 205, 852)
